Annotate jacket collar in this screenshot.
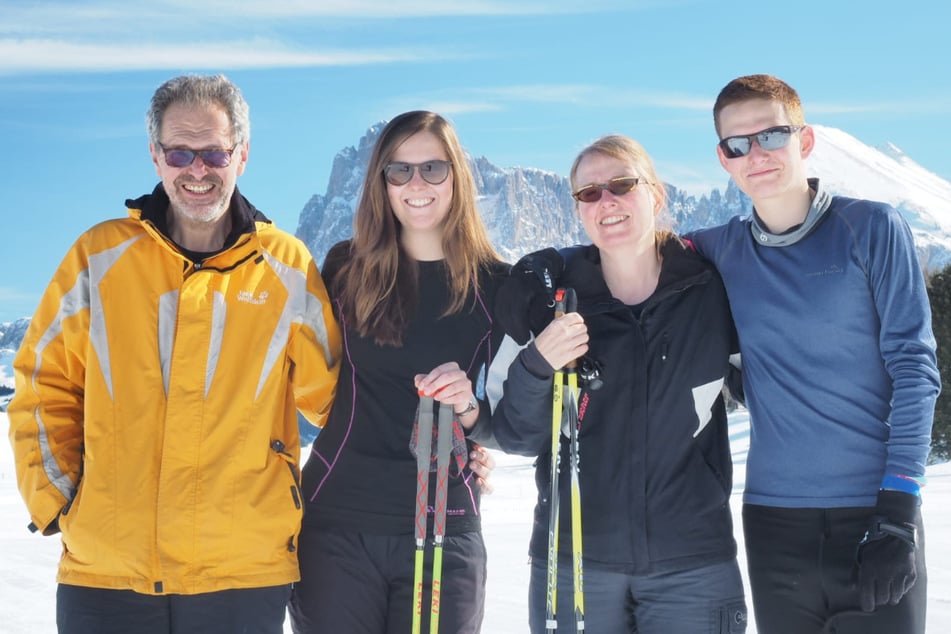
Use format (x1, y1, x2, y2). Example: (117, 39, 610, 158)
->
(749, 177, 832, 247)
(126, 183, 271, 253)
(562, 236, 713, 313)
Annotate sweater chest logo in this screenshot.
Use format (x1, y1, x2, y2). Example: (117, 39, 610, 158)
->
(806, 264, 844, 278)
(237, 290, 269, 305)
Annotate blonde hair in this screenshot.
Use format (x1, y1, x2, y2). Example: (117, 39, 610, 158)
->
(569, 134, 676, 246)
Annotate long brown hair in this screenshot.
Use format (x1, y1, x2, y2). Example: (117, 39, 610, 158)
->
(334, 111, 500, 346)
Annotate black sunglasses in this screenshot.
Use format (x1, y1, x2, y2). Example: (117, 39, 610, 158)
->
(383, 160, 452, 186)
(158, 143, 238, 168)
(718, 125, 804, 159)
(572, 176, 645, 204)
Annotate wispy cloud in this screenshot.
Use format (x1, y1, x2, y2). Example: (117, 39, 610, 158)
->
(1, 0, 655, 34)
(0, 38, 439, 74)
(400, 85, 713, 112)
(0, 0, 662, 75)
(0, 287, 37, 307)
(809, 100, 951, 116)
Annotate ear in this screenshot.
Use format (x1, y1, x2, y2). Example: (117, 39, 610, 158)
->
(652, 184, 665, 216)
(799, 125, 816, 159)
(149, 142, 162, 176)
(235, 141, 250, 177)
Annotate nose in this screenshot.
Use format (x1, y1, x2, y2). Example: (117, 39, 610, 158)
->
(746, 138, 771, 159)
(184, 156, 212, 176)
(406, 166, 428, 186)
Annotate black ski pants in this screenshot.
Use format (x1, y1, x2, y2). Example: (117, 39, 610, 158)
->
(288, 528, 486, 634)
(56, 583, 291, 634)
(527, 555, 747, 633)
(743, 503, 927, 634)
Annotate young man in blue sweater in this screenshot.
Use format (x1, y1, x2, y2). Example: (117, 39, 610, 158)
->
(687, 74, 940, 634)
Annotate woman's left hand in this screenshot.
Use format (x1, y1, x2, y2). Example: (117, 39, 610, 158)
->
(468, 443, 496, 495)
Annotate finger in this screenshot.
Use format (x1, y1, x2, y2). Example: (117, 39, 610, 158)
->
(472, 445, 496, 470)
(477, 476, 494, 495)
(416, 363, 464, 396)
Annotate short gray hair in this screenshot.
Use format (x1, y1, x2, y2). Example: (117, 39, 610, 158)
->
(146, 74, 250, 146)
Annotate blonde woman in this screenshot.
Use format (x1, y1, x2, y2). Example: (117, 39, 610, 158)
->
(491, 135, 746, 633)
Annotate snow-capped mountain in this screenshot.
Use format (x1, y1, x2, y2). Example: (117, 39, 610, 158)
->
(0, 318, 29, 410)
(806, 125, 951, 273)
(296, 123, 951, 275)
(3, 125, 951, 407)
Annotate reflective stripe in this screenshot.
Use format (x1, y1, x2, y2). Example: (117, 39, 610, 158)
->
(256, 252, 332, 399)
(205, 291, 227, 398)
(158, 290, 179, 396)
(29, 272, 90, 501)
(87, 236, 143, 400)
(692, 377, 725, 438)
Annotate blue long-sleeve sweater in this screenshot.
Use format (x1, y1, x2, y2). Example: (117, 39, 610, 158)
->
(688, 179, 940, 508)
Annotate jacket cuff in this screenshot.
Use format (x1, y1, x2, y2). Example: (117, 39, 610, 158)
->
(521, 342, 555, 379)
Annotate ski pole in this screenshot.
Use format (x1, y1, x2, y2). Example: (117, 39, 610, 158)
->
(429, 399, 453, 634)
(545, 287, 574, 633)
(562, 288, 585, 632)
(412, 394, 435, 634)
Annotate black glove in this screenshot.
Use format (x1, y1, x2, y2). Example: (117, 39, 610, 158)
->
(855, 489, 919, 612)
(495, 248, 564, 345)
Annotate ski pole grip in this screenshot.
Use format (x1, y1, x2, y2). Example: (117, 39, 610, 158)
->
(554, 288, 579, 370)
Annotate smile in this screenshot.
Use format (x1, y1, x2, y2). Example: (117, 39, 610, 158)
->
(600, 214, 627, 226)
(405, 198, 434, 207)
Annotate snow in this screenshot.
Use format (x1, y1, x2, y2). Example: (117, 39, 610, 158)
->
(1, 410, 949, 633)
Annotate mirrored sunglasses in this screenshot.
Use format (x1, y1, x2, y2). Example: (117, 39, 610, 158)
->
(159, 144, 238, 168)
(572, 176, 644, 203)
(383, 160, 452, 186)
(718, 125, 804, 159)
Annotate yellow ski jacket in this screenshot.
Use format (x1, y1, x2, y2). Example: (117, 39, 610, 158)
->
(8, 186, 341, 595)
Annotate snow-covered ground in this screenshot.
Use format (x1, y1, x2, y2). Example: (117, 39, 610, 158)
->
(2, 410, 949, 633)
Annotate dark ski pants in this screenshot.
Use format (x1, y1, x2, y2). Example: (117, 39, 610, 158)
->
(288, 528, 486, 633)
(56, 583, 291, 634)
(743, 503, 927, 634)
(527, 556, 747, 633)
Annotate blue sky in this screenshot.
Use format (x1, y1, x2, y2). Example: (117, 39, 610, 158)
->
(2, 0, 949, 323)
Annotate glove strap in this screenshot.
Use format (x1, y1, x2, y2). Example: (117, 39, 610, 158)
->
(860, 514, 918, 549)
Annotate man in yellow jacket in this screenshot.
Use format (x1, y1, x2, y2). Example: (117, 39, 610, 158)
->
(8, 74, 342, 633)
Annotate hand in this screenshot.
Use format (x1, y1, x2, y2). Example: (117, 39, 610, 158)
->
(533, 312, 589, 371)
(495, 248, 564, 345)
(414, 362, 479, 428)
(468, 443, 496, 495)
(855, 490, 919, 611)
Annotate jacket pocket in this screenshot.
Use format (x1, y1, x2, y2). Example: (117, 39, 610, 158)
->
(270, 439, 302, 510)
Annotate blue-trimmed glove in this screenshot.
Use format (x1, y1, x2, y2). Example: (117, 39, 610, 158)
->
(495, 248, 563, 345)
(855, 489, 919, 612)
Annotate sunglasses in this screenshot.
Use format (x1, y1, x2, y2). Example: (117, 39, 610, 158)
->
(383, 160, 452, 186)
(158, 143, 238, 168)
(572, 177, 645, 204)
(718, 125, 804, 159)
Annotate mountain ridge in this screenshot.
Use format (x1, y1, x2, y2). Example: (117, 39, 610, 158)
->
(297, 123, 951, 276)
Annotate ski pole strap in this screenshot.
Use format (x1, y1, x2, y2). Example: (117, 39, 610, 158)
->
(412, 394, 435, 634)
(413, 394, 435, 543)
